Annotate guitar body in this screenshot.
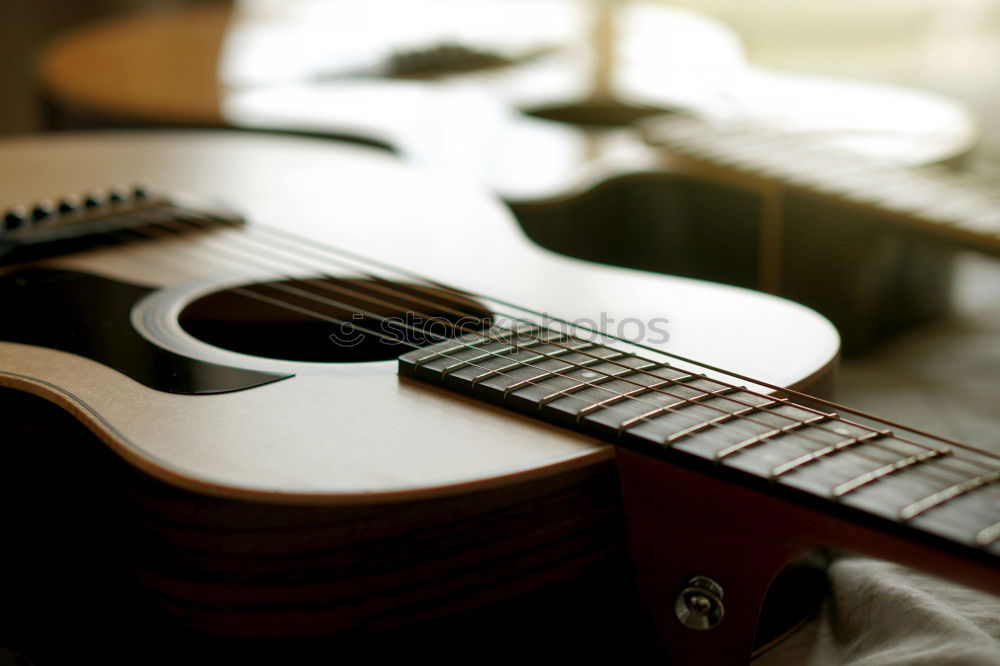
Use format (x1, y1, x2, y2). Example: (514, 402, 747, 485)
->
(0, 131, 839, 663)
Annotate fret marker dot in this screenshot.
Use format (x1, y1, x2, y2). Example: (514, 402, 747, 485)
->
(835, 427, 851, 436)
(582, 371, 597, 378)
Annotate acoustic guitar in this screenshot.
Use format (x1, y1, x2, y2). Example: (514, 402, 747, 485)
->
(0, 131, 996, 665)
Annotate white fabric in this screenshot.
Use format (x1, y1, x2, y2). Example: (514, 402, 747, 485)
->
(761, 558, 1000, 665)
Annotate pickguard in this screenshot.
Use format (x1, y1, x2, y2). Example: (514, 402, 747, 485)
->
(0, 267, 290, 394)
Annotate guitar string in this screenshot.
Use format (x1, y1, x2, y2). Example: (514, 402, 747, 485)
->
(78, 196, 974, 468)
(57, 204, 1000, 509)
(250, 220, 1000, 465)
(112, 217, 981, 492)
(90, 216, 1000, 534)
(192, 226, 1000, 503)
(149, 212, 1000, 482)
(118, 210, 1000, 491)
(32, 195, 992, 512)
(107, 212, 1000, 501)
(137, 231, 1000, 527)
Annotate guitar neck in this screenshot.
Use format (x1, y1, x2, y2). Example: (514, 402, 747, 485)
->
(399, 329, 1000, 586)
(646, 116, 1000, 258)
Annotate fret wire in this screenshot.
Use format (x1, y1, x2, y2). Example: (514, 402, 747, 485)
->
(451, 349, 543, 377)
(134, 218, 1000, 498)
(502, 353, 610, 396)
(534, 354, 630, 405)
(832, 449, 952, 498)
(441, 332, 568, 375)
(191, 216, 999, 477)
(665, 396, 779, 444)
(471, 342, 596, 387)
(609, 376, 704, 433)
(413, 327, 536, 368)
(618, 384, 752, 441)
(251, 219, 1000, 465)
(899, 470, 1000, 521)
(442, 322, 993, 485)
(466, 346, 996, 491)
(573, 363, 663, 421)
(715, 412, 831, 461)
(770, 430, 888, 478)
(441, 342, 544, 374)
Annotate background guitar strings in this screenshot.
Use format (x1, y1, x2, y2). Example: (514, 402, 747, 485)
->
(76, 205, 1000, 517)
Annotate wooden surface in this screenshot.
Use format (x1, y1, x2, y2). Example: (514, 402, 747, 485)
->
(0, 130, 838, 504)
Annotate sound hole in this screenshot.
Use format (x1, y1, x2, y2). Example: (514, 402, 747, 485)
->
(178, 278, 493, 363)
(524, 101, 672, 128)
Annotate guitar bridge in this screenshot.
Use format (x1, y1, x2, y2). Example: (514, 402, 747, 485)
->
(0, 186, 244, 265)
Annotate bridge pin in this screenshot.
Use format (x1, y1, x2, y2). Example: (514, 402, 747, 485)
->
(84, 191, 103, 208)
(58, 194, 80, 214)
(3, 206, 26, 231)
(32, 201, 54, 222)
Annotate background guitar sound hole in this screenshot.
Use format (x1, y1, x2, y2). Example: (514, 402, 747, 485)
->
(524, 101, 672, 127)
(178, 278, 493, 363)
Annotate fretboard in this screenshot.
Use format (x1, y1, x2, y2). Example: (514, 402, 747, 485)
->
(399, 330, 1000, 559)
(646, 116, 1000, 257)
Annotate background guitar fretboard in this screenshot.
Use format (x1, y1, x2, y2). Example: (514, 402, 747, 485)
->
(648, 115, 1000, 258)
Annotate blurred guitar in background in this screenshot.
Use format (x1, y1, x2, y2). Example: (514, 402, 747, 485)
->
(38, 0, 991, 352)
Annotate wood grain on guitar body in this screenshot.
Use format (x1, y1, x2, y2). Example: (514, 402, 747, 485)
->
(0, 132, 996, 664)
